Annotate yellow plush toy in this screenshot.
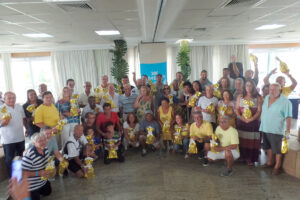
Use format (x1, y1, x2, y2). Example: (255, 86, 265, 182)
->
(146, 126, 155, 144)
(188, 139, 198, 154)
(84, 157, 95, 178)
(41, 156, 56, 180)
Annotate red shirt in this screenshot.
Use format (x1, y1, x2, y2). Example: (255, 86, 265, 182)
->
(96, 112, 119, 132)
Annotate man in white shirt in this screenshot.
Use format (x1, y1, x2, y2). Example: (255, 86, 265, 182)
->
(37, 83, 47, 100)
(64, 124, 87, 178)
(78, 81, 93, 108)
(100, 83, 119, 113)
(196, 85, 218, 131)
(81, 96, 103, 122)
(0, 92, 28, 176)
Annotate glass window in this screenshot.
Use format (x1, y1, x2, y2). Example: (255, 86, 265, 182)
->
(249, 48, 300, 96)
(11, 57, 55, 104)
(0, 58, 6, 96)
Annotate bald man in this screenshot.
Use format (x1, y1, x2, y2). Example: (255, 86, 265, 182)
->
(0, 92, 28, 176)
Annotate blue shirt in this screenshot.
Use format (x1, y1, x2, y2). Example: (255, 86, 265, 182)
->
(119, 93, 138, 113)
(139, 120, 161, 137)
(259, 94, 292, 135)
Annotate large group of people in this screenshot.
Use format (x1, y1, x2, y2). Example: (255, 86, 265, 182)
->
(0, 55, 297, 200)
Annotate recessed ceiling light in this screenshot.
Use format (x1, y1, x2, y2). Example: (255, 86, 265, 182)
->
(175, 39, 193, 44)
(95, 30, 120, 36)
(255, 24, 286, 30)
(22, 33, 53, 38)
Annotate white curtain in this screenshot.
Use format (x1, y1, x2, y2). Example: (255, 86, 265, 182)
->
(127, 47, 140, 85)
(93, 49, 114, 84)
(2, 53, 13, 91)
(51, 50, 98, 94)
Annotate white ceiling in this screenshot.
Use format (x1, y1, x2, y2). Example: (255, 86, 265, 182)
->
(0, 0, 300, 51)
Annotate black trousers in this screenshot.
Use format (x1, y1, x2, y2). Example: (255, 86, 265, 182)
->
(195, 141, 206, 158)
(104, 148, 125, 164)
(30, 181, 52, 200)
(3, 141, 25, 176)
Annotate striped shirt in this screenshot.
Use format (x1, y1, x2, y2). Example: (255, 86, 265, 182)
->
(22, 147, 49, 191)
(103, 132, 121, 150)
(119, 93, 138, 113)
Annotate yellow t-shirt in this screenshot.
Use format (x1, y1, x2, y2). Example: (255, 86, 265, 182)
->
(34, 104, 60, 127)
(215, 126, 239, 150)
(190, 121, 213, 139)
(281, 86, 292, 97)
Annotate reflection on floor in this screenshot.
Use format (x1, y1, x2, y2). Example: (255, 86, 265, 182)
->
(1, 149, 300, 200)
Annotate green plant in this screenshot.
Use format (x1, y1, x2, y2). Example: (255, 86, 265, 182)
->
(176, 40, 191, 81)
(110, 39, 129, 85)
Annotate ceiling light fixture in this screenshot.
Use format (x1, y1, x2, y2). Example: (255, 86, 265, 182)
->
(176, 39, 193, 44)
(95, 30, 120, 36)
(22, 33, 53, 38)
(255, 24, 286, 30)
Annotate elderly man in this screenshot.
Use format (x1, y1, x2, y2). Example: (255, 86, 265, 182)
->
(233, 78, 244, 101)
(0, 92, 28, 176)
(78, 81, 93, 108)
(64, 124, 87, 178)
(38, 84, 47, 100)
(139, 110, 161, 156)
(22, 132, 52, 200)
(100, 83, 119, 113)
(196, 85, 218, 130)
(190, 111, 213, 166)
(263, 68, 297, 97)
(260, 83, 292, 175)
(81, 96, 103, 122)
(119, 84, 138, 121)
(207, 116, 240, 177)
(199, 70, 212, 89)
(244, 56, 259, 85)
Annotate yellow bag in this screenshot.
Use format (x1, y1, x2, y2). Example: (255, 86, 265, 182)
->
(188, 139, 198, 154)
(276, 57, 289, 73)
(206, 103, 215, 114)
(281, 137, 288, 154)
(1, 106, 12, 120)
(213, 84, 222, 99)
(41, 156, 56, 180)
(84, 157, 95, 178)
(53, 119, 68, 136)
(58, 158, 69, 177)
(188, 92, 201, 107)
(242, 100, 254, 119)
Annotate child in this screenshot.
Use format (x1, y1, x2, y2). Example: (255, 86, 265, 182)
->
(86, 128, 102, 158)
(103, 122, 125, 164)
(172, 114, 190, 159)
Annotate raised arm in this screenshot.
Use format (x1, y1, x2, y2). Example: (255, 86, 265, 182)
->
(285, 71, 298, 91)
(263, 68, 277, 85)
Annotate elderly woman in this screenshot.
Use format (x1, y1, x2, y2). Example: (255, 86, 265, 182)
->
(123, 113, 140, 150)
(56, 87, 80, 147)
(23, 89, 43, 138)
(22, 132, 52, 200)
(134, 86, 154, 122)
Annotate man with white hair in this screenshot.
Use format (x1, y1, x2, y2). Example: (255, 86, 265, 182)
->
(207, 115, 240, 177)
(78, 81, 93, 108)
(0, 92, 27, 176)
(38, 84, 47, 100)
(260, 83, 292, 175)
(119, 84, 138, 120)
(131, 79, 143, 95)
(100, 83, 120, 113)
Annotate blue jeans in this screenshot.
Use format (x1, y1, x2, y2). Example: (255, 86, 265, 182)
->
(173, 138, 189, 154)
(3, 141, 25, 177)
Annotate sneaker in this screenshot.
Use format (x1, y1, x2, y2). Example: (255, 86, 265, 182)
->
(141, 149, 147, 157)
(202, 158, 209, 166)
(198, 156, 203, 160)
(220, 169, 233, 177)
(184, 154, 189, 159)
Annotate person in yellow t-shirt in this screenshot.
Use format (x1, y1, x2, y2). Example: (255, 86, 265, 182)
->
(263, 68, 297, 97)
(157, 97, 175, 152)
(207, 115, 240, 177)
(34, 91, 60, 131)
(189, 111, 213, 166)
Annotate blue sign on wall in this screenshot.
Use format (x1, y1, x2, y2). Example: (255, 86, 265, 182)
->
(140, 62, 167, 84)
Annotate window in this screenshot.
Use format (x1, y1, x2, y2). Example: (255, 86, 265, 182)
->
(11, 56, 55, 103)
(0, 58, 5, 95)
(249, 48, 300, 96)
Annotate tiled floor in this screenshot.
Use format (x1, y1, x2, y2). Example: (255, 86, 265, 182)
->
(1, 149, 300, 200)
